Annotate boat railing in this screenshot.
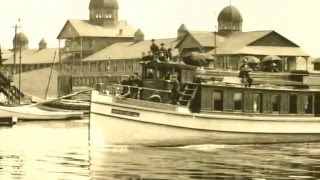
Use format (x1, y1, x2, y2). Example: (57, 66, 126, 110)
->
(96, 83, 172, 104)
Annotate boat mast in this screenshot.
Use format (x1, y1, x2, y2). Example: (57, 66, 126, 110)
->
(11, 19, 21, 75)
(45, 51, 57, 100)
(18, 44, 22, 105)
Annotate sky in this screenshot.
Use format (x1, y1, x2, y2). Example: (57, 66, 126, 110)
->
(1, 0, 320, 57)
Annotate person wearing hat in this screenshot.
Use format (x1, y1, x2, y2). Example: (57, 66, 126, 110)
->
(159, 43, 169, 61)
(239, 59, 253, 87)
(150, 39, 159, 58)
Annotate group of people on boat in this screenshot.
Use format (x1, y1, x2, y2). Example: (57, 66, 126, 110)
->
(120, 72, 143, 99)
(142, 39, 174, 62)
(238, 58, 280, 87)
(119, 71, 182, 105)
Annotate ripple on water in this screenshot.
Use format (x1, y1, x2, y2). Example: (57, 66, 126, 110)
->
(1, 121, 320, 179)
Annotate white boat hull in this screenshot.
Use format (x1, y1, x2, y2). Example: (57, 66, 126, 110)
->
(0, 105, 83, 120)
(90, 91, 320, 146)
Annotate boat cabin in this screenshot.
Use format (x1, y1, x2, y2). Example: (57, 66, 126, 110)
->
(111, 59, 320, 117)
(200, 84, 320, 116)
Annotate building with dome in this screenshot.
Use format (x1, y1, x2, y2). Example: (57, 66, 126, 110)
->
(4, 3, 311, 92)
(176, 5, 309, 71)
(13, 32, 29, 50)
(57, 0, 136, 63)
(218, 5, 243, 33)
(62, 4, 310, 88)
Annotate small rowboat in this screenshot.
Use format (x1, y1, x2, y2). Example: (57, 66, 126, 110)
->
(0, 105, 83, 120)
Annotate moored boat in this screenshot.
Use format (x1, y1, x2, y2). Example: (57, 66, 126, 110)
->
(89, 59, 320, 147)
(0, 105, 83, 120)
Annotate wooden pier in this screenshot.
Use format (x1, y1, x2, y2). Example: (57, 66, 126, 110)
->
(0, 117, 17, 126)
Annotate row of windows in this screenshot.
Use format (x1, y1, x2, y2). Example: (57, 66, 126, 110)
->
(72, 76, 121, 86)
(212, 91, 313, 114)
(94, 13, 113, 19)
(60, 61, 139, 74)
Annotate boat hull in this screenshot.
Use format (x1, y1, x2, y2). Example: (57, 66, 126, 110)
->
(0, 106, 83, 120)
(90, 91, 320, 146)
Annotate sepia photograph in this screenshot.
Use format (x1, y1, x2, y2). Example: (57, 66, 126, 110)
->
(1, 0, 320, 179)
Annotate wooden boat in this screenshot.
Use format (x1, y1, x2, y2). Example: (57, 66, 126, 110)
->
(0, 105, 83, 120)
(89, 60, 320, 147)
(42, 99, 90, 112)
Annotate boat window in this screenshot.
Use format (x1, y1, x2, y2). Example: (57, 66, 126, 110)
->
(233, 92, 243, 111)
(304, 95, 313, 114)
(271, 95, 281, 113)
(144, 68, 154, 79)
(213, 90, 223, 111)
(253, 93, 263, 113)
(289, 94, 297, 114)
(314, 95, 320, 115)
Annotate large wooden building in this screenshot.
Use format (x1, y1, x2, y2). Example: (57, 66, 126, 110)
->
(1, 3, 313, 90)
(57, 0, 136, 62)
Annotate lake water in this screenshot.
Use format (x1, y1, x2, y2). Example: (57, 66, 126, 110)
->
(0, 119, 320, 179)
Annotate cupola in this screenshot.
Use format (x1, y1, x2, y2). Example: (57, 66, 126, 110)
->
(89, 0, 119, 27)
(13, 32, 29, 50)
(39, 38, 47, 50)
(177, 24, 188, 40)
(134, 29, 144, 42)
(217, 6, 243, 33)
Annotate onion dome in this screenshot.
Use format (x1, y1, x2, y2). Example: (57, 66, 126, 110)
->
(218, 5, 243, 22)
(13, 32, 29, 43)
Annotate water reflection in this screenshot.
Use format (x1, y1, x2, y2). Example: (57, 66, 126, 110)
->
(0, 121, 320, 179)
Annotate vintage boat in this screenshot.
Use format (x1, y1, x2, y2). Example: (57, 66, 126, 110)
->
(41, 99, 90, 112)
(89, 60, 320, 147)
(0, 105, 83, 120)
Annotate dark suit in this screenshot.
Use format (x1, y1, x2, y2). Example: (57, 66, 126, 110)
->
(150, 43, 159, 56)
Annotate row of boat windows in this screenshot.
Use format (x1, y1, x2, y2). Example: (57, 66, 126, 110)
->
(212, 91, 313, 114)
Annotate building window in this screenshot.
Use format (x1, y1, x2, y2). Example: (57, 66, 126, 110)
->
(271, 95, 281, 113)
(233, 92, 243, 111)
(114, 62, 118, 72)
(289, 94, 297, 114)
(253, 94, 263, 113)
(213, 90, 223, 111)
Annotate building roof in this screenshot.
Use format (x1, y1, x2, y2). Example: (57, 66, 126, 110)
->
(188, 31, 226, 47)
(218, 5, 243, 22)
(83, 38, 181, 61)
(178, 24, 188, 31)
(39, 38, 47, 44)
(89, 0, 119, 9)
(134, 29, 144, 36)
(1, 49, 14, 60)
(210, 31, 308, 56)
(3, 48, 62, 65)
(57, 19, 135, 39)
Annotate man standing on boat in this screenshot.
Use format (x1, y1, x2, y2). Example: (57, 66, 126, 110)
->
(150, 39, 159, 59)
(131, 73, 143, 99)
(159, 43, 169, 61)
(239, 59, 253, 87)
(170, 75, 181, 105)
